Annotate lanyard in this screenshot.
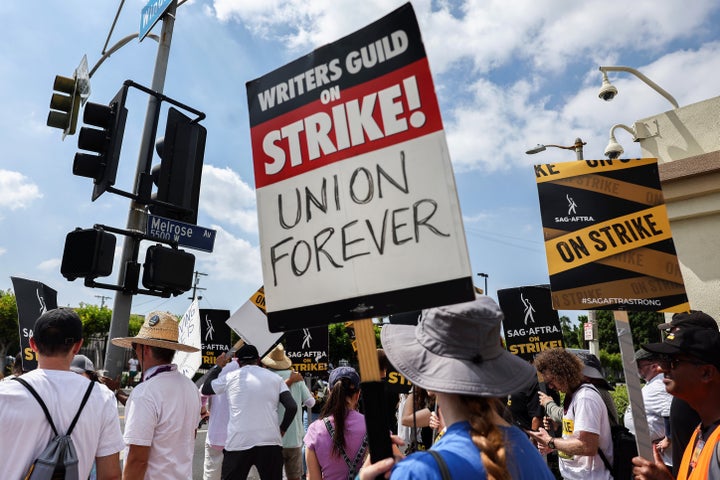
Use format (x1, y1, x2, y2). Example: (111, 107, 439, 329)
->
(144, 364, 174, 381)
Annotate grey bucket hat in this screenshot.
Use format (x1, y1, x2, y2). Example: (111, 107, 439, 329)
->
(381, 295, 536, 397)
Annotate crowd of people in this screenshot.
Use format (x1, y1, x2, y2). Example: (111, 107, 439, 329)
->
(0, 301, 719, 480)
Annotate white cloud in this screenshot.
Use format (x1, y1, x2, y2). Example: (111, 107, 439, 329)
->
(197, 226, 262, 283)
(37, 258, 61, 271)
(0, 170, 42, 210)
(200, 165, 258, 233)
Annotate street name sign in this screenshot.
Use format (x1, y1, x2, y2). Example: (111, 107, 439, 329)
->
(146, 214, 216, 252)
(140, 0, 173, 41)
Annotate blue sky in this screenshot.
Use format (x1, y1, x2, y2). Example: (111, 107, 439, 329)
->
(1, 0, 719, 320)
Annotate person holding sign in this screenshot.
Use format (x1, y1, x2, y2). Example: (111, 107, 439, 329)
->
(631, 320, 720, 480)
(360, 295, 554, 479)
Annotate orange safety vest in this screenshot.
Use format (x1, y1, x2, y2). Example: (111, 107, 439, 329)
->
(677, 424, 720, 480)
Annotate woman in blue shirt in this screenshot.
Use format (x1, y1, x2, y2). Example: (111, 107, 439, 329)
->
(360, 296, 556, 480)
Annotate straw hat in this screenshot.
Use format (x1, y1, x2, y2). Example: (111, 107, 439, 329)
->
(262, 344, 292, 370)
(111, 311, 198, 353)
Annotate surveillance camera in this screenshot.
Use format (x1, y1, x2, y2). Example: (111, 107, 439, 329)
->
(598, 84, 618, 101)
(604, 144, 623, 159)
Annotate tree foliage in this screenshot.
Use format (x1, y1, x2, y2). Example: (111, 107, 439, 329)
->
(595, 310, 664, 354)
(328, 321, 382, 370)
(0, 290, 20, 365)
(75, 303, 112, 338)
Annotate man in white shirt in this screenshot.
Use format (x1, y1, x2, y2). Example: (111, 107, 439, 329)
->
(262, 344, 315, 480)
(202, 343, 298, 480)
(127, 355, 139, 387)
(624, 348, 673, 467)
(112, 311, 201, 480)
(0, 308, 124, 480)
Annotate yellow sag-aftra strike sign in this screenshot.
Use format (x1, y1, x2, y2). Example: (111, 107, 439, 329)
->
(534, 158, 689, 312)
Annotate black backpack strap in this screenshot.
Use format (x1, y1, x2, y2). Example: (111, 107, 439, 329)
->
(13, 377, 58, 436)
(597, 447, 612, 474)
(577, 383, 613, 475)
(67, 380, 94, 435)
(428, 450, 451, 480)
(349, 433, 368, 479)
(14, 377, 94, 436)
(324, 417, 367, 480)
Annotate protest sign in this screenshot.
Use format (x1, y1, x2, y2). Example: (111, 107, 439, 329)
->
(247, 3, 473, 332)
(283, 325, 329, 376)
(534, 157, 689, 312)
(174, 299, 202, 378)
(497, 285, 563, 362)
(225, 287, 283, 357)
(11, 277, 58, 371)
(199, 309, 232, 369)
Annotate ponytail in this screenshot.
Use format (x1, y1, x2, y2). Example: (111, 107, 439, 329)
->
(459, 396, 510, 480)
(320, 377, 359, 456)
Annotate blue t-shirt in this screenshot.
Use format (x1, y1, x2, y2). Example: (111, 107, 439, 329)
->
(391, 421, 554, 479)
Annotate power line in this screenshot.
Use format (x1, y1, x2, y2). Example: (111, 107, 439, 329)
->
(95, 295, 112, 308)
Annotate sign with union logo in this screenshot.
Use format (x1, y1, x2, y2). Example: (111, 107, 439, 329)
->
(534, 158, 689, 312)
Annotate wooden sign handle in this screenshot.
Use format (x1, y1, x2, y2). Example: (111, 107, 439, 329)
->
(353, 318, 393, 465)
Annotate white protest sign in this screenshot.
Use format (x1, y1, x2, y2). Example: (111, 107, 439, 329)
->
(225, 287, 283, 357)
(174, 299, 202, 378)
(246, 4, 473, 331)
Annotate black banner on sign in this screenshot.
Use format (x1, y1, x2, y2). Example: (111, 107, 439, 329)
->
(497, 285, 563, 363)
(385, 366, 412, 394)
(11, 277, 58, 372)
(199, 309, 232, 369)
(283, 325, 330, 378)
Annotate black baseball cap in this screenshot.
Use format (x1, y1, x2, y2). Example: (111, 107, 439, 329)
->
(657, 311, 718, 331)
(33, 308, 82, 346)
(235, 344, 259, 361)
(643, 324, 720, 370)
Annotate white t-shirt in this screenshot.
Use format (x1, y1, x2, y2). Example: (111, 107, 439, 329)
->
(624, 373, 673, 465)
(0, 369, 125, 480)
(124, 364, 201, 479)
(204, 359, 239, 447)
(560, 385, 613, 480)
(211, 364, 289, 451)
(128, 357, 139, 373)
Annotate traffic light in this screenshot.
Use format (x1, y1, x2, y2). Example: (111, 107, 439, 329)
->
(61, 228, 116, 280)
(74, 89, 128, 201)
(142, 245, 195, 296)
(47, 75, 81, 136)
(150, 107, 207, 224)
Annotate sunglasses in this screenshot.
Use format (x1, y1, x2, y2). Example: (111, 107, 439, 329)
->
(660, 356, 707, 370)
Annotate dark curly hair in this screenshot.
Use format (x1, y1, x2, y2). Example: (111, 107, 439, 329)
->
(533, 348, 584, 391)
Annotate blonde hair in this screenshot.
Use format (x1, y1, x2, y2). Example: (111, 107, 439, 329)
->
(459, 396, 510, 480)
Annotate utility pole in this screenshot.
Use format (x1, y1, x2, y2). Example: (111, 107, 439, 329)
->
(104, 0, 177, 379)
(188, 271, 207, 301)
(95, 295, 112, 308)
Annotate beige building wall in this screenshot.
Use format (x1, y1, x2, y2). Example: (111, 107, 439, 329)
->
(634, 96, 720, 324)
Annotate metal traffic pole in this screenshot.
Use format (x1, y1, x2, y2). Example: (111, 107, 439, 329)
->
(104, 0, 177, 378)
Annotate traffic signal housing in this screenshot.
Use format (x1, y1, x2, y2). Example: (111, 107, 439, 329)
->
(142, 244, 195, 296)
(61, 228, 116, 280)
(150, 107, 207, 224)
(47, 75, 81, 136)
(74, 89, 128, 201)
